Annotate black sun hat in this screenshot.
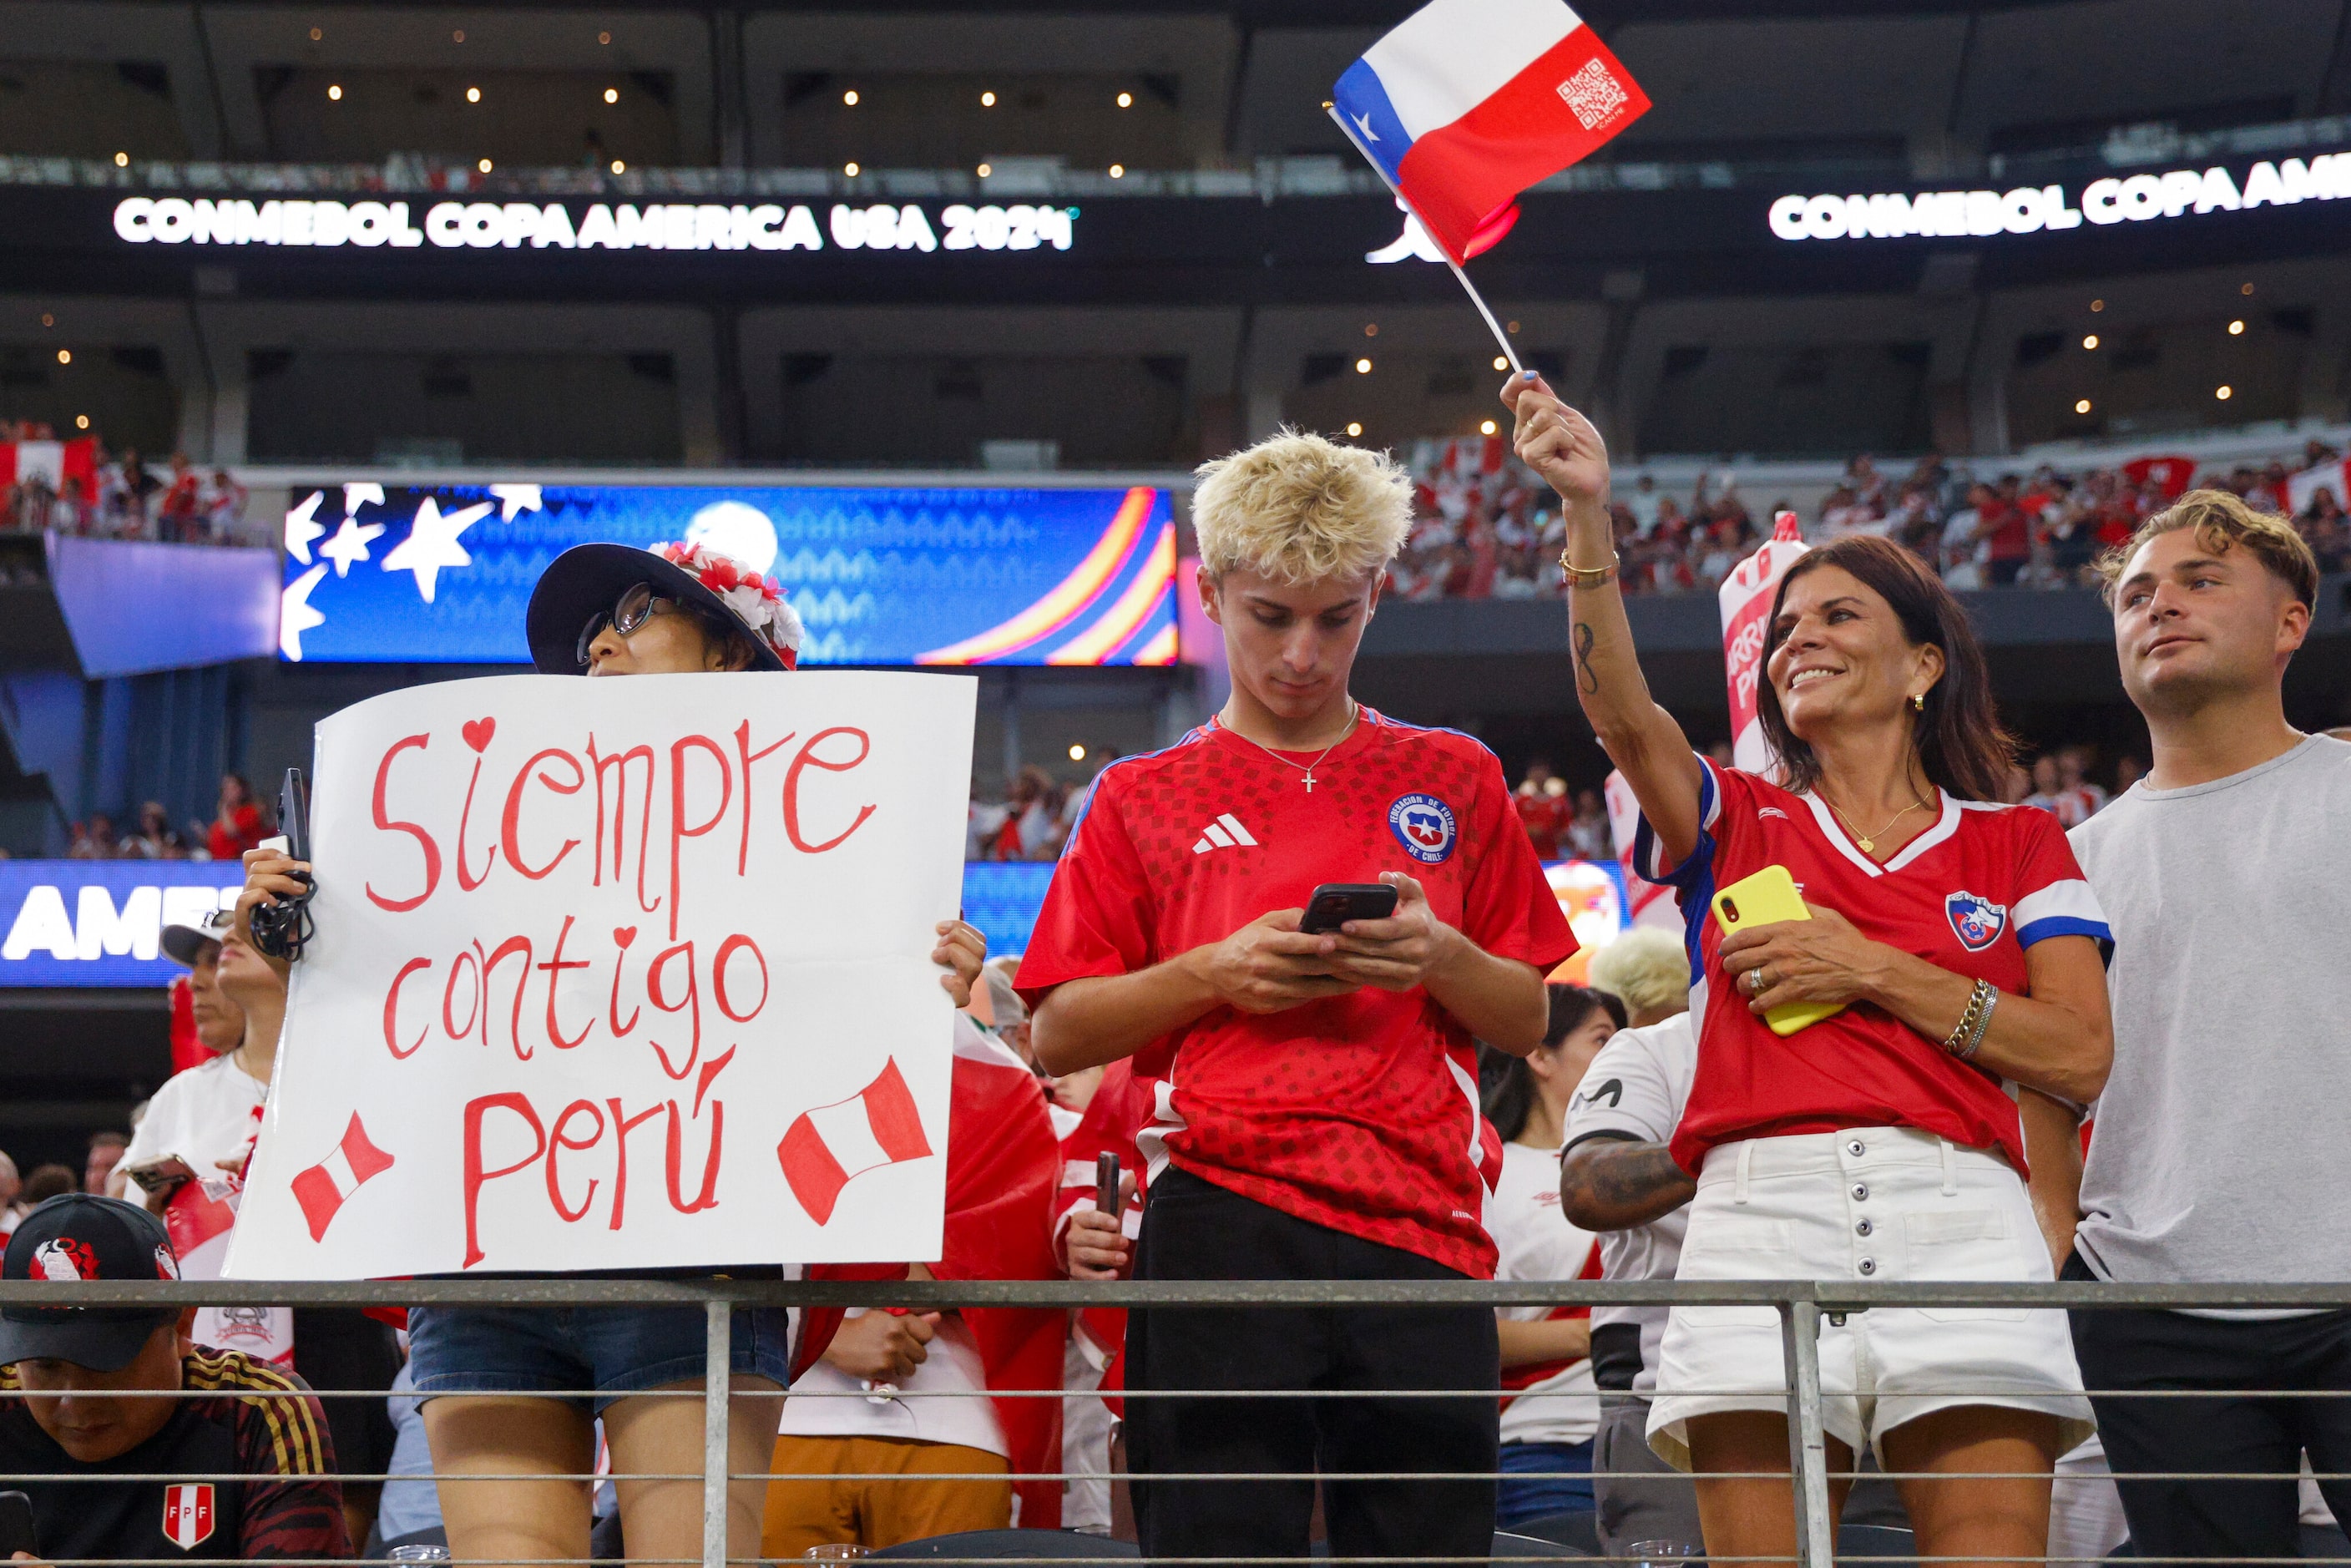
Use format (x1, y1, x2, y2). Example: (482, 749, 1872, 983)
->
(0, 1194, 182, 1371)
(524, 541, 806, 675)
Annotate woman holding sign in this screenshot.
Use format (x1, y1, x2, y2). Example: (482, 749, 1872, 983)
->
(240, 539, 988, 1568)
(1503, 373, 2113, 1568)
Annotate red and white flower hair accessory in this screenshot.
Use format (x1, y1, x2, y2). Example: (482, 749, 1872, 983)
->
(650, 541, 806, 670)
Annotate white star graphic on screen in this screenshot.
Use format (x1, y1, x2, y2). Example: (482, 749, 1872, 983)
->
(318, 514, 385, 577)
(381, 496, 492, 604)
(283, 491, 326, 564)
(489, 483, 543, 521)
(280, 564, 328, 660)
(341, 481, 385, 516)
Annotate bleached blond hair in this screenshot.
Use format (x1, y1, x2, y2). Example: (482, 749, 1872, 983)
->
(1191, 429, 1413, 585)
(1586, 928, 1691, 1020)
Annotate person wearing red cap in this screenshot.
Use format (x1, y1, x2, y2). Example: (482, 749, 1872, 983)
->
(0, 1194, 346, 1561)
(237, 539, 987, 1568)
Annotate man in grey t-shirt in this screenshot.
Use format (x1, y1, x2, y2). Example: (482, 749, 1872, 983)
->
(2065, 488, 2351, 1562)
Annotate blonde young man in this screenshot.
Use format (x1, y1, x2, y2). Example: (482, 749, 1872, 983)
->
(1017, 432, 1575, 1560)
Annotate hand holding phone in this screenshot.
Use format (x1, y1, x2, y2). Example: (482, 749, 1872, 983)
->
(1711, 865, 1846, 1036)
(0, 1490, 38, 1560)
(124, 1157, 196, 1196)
(1299, 883, 1399, 935)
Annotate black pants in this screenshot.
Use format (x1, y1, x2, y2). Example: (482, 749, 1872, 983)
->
(2065, 1252, 2351, 1560)
(1127, 1167, 1499, 1561)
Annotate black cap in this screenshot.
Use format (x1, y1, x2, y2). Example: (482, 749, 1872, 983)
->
(523, 543, 793, 675)
(0, 1195, 181, 1371)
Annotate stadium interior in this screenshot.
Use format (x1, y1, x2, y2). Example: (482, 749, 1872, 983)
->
(2, 0, 2348, 1175)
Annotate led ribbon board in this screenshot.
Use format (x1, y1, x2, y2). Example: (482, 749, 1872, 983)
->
(278, 483, 1179, 667)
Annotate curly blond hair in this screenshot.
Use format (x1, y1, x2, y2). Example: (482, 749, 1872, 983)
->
(1191, 429, 1413, 585)
(2098, 488, 2318, 609)
(1585, 928, 1691, 1020)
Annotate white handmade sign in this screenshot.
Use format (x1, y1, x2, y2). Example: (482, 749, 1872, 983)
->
(226, 670, 975, 1279)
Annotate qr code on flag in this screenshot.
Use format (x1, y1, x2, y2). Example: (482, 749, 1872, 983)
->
(1556, 58, 1629, 130)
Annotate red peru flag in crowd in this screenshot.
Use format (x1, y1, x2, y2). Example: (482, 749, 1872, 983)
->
(801, 1024, 1066, 1527)
(0, 437, 97, 489)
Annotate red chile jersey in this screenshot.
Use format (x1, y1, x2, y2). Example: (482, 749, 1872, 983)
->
(1014, 708, 1574, 1278)
(1636, 757, 2110, 1177)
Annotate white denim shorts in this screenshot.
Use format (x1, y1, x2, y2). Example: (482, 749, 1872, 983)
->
(1646, 1126, 2091, 1470)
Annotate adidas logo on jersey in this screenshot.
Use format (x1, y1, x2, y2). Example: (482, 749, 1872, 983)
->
(1191, 813, 1259, 854)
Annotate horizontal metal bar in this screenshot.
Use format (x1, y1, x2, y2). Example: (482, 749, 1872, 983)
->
(8, 1277, 2351, 1308)
(19, 1468, 2351, 1485)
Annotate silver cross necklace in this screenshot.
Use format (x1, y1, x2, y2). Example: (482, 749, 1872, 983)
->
(1221, 701, 1359, 791)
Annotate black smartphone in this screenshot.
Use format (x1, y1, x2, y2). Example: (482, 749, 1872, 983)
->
(1299, 883, 1399, 935)
(279, 767, 311, 865)
(0, 1490, 38, 1558)
(1095, 1152, 1120, 1216)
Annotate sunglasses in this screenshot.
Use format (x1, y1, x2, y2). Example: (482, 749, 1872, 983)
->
(575, 582, 680, 667)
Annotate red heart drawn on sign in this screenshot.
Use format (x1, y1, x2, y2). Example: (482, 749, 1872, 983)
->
(613, 926, 638, 948)
(461, 718, 496, 753)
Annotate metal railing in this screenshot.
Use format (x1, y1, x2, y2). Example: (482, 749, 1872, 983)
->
(7, 1275, 2349, 1568)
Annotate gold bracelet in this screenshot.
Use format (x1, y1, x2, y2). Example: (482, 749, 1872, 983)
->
(1558, 547, 1620, 589)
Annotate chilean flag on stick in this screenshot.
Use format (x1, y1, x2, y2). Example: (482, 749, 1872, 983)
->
(1333, 0, 1650, 266)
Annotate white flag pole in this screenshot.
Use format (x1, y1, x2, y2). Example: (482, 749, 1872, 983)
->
(1327, 104, 1524, 377)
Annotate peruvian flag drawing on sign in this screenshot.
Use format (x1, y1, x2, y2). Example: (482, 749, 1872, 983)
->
(163, 1482, 217, 1550)
(289, 1113, 396, 1242)
(0, 437, 98, 490)
(1332, 0, 1650, 264)
(777, 1058, 935, 1224)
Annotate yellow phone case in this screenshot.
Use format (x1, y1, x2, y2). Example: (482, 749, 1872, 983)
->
(1711, 864, 1846, 1037)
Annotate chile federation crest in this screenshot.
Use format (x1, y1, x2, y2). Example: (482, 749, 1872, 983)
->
(1388, 793, 1459, 865)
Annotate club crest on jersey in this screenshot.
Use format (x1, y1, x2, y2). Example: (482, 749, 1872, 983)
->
(1388, 793, 1458, 864)
(1945, 891, 2008, 952)
(163, 1482, 216, 1549)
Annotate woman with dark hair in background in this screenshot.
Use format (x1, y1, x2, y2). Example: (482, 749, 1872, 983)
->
(205, 774, 266, 863)
(1508, 372, 2116, 1568)
(1483, 984, 1626, 1529)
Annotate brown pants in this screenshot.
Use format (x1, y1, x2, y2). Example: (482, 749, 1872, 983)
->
(764, 1434, 1013, 1555)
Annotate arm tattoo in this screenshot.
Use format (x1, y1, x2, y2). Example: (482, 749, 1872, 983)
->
(1560, 1138, 1698, 1230)
(1572, 620, 1599, 695)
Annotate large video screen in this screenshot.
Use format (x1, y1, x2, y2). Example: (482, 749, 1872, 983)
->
(279, 482, 1179, 667)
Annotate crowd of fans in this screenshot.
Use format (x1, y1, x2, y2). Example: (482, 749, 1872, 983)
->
(58, 775, 275, 864)
(0, 422, 250, 542)
(1393, 433, 2351, 599)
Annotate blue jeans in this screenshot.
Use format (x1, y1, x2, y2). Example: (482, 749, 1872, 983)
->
(1498, 1439, 1595, 1527)
(408, 1302, 793, 1416)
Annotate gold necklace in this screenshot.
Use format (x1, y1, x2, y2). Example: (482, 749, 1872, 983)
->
(1823, 791, 1930, 854)
(1222, 701, 1358, 792)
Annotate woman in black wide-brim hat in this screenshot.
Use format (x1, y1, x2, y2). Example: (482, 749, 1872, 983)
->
(239, 539, 986, 1568)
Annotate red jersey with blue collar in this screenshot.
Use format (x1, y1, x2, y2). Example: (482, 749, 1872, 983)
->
(1636, 757, 2110, 1177)
(1014, 708, 1574, 1279)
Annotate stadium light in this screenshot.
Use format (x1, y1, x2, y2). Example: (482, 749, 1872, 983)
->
(2242, 282, 2256, 295)
(2216, 385, 2233, 400)
(604, 88, 619, 104)
(842, 89, 859, 106)
(1109, 164, 1125, 179)
(599, 31, 611, 44)
(2082, 334, 2098, 350)
(309, 27, 321, 40)
(981, 91, 996, 108)
(843, 162, 860, 177)
(1117, 92, 1133, 109)
(2075, 400, 2092, 414)
(56, 350, 69, 365)
(2229, 319, 2245, 335)
(477, 158, 493, 174)
(1069, 743, 1087, 761)
(609, 159, 625, 175)
(114, 151, 129, 165)
(452, 29, 464, 43)
(1355, 357, 1372, 374)
(2091, 299, 2105, 311)
(1363, 323, 1378, 337)
(75, 414, 89, 429)
(1346, 422, 1363, 438)
(467, 86, 481, 104)
(1480, 419, 1499, 435)
(1492, 355, 1507, 371)
(326, 85, 341, 101)
(978, 163, 992, 177)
